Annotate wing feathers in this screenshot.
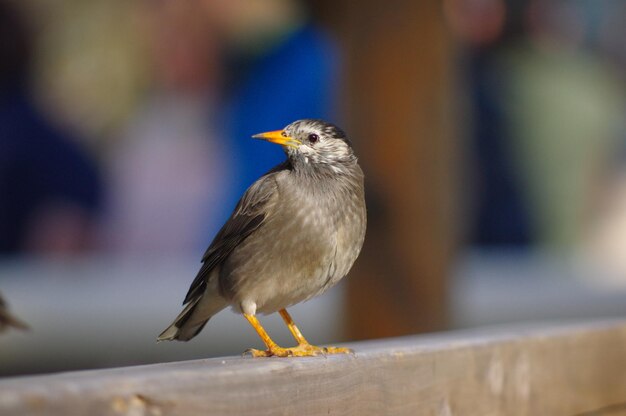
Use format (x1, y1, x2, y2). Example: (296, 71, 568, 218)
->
(182, 163, 289, 304)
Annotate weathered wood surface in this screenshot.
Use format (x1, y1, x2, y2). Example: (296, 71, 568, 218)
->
(1, 319, 626, 416)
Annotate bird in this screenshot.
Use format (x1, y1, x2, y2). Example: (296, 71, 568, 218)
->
(158, 119, 366, 357)
(0, 292, 29, 333)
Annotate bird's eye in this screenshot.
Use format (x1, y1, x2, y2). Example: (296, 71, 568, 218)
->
(308, 134, 319, 143)
(281, 131, 287, 137)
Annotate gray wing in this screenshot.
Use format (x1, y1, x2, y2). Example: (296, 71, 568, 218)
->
(182, 163, 288, 304)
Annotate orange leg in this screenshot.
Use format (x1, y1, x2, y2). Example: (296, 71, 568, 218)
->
(278, 309, 352, 356)
(243, 312, 351, 357)
(278, 309, 309, 345)
(243, 314, 280, 356)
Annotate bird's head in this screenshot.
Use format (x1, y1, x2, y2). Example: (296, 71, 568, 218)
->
(252, 119, 356, 172)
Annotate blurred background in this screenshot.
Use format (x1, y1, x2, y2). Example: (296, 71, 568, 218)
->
(1, 0, 625, 376)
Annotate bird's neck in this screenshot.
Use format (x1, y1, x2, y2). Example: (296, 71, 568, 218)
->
(291, 157, 360, 181)
(287, 158, 364, 201)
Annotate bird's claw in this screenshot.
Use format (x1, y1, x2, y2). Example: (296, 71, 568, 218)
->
(321, 346, 354, 355)
(243, 348, 276, 358)
(243, 344, 352, 358)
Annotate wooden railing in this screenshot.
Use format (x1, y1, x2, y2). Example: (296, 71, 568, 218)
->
(1, 319, 625, 415)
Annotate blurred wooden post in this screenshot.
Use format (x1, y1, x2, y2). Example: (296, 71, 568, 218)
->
(314, 0, 458, 338)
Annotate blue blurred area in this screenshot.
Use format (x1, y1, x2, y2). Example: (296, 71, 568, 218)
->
(0, 0, 102, 254)
(454, 0, 626, 249)
(0, 89, 102, 252)
(467, 53, 533, 247)
(210, 25, 340, 241)
(224, 25, 340, 199)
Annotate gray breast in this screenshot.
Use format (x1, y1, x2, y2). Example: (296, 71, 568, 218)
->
(220, 168, 366, 315)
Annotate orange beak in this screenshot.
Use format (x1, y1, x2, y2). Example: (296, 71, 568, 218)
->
(252, 130, 301, 148)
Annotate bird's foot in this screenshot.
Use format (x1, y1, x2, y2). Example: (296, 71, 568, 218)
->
(244, 343, 352, 358)
(319, 345, 353, 355)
